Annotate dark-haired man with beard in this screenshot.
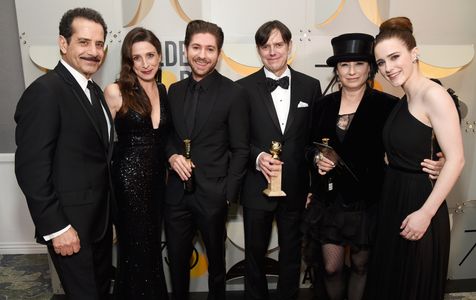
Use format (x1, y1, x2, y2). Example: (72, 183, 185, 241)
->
(165, 20, 249, 300)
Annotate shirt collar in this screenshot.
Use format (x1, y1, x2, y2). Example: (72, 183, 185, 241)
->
(263, 66, 291, 80)
(193, 69, 219, 92)
(60, 59, 90, 92)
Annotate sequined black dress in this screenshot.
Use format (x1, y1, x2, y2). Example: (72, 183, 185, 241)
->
(367, 97, 450, 300)
(112, 84, 169, 299)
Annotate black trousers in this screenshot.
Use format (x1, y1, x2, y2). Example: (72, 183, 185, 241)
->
(47, 225, 113, 300)
(164, 193, 228, 300)
(243, 205, 303, 300)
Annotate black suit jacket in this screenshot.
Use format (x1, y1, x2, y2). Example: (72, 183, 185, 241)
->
(165, 70, 249, 205)
(308, 88, 398, 206)
(15, 62, 114, 244)
(237, 67, 322, 211)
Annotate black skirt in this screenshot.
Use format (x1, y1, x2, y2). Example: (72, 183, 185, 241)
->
(302, 194, 376, 265)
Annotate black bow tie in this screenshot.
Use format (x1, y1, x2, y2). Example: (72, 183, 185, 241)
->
(266, 76, 289, 92)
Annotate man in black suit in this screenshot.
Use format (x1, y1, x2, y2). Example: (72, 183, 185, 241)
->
(236, 20, 322, 300)
(165, 20, 249, 300)
(14, 8, 113, 299)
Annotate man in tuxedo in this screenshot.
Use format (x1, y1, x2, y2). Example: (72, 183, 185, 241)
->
(236, 20, 322, 300)
(165, 20, 249, 300)
(14, 8, 113, 299)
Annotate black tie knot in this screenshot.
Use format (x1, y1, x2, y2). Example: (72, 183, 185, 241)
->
(87, 81, 101, 109)
(87, 80, 96, 95)
(266, 76, 289, 92)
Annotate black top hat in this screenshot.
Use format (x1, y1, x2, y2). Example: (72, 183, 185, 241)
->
(326, 33, 375, 67)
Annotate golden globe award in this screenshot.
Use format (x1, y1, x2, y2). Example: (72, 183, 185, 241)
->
(263, 141, 287, 197)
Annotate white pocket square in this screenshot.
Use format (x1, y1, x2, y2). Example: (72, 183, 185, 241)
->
(297, 101, 309, 108)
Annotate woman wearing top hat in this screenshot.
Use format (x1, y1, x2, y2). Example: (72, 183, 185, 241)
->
(302, 33, 443, 300)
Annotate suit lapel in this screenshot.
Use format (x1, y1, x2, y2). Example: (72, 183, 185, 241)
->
(54, 63, 109, 150)
(95, 81, 115, 152)
(340, 88, 372, 146)
(283, 69, 300, 135)
(325, 91, 370, 151)
(322, 92, 341, 145)
(256, 69, 282, 134)
(170, 78, 188, 140)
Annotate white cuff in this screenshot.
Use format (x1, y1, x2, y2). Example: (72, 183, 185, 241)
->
(256, 152, 266, 171)
(43, 224, 71, 241)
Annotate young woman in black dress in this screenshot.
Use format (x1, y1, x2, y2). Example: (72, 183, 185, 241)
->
(104, 27, 170, 299)
(368, 17, 464, 300)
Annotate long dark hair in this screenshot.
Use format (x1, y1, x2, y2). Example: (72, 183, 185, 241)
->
(117, 27, 162, 116)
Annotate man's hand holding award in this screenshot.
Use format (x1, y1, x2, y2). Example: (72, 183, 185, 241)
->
(263, 141, 287, 197)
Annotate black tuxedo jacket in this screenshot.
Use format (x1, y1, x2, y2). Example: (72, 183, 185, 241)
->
(15, 62, 114, 244)
(165, 70, 249, 205)
(237, 67, 322, 211)
(308, 88, 398, 206)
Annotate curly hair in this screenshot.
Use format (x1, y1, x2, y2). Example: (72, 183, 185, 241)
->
(59, 7, 107, 43)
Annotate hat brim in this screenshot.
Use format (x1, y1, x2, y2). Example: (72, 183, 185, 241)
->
(326, 54, 374, 67)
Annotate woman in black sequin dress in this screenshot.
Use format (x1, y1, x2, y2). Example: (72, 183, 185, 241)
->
(104, 27, 169, 299)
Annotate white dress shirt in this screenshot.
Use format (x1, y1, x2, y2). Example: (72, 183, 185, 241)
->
(256, 67, 292, 171)
(264, 67, 291, 133)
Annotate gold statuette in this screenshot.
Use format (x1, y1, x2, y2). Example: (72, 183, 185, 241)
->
(183, 139, 195, 193)
(263, 141, 287, 197)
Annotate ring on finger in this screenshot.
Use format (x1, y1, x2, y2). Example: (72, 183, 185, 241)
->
(319, 152, 324, 161)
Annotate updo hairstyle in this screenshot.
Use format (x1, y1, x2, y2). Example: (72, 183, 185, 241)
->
(375, 17, 416, 51)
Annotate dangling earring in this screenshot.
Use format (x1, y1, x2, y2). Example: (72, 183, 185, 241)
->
(413, 54, 419, 63)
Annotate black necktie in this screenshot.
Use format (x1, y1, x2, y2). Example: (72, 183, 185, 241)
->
(184, 82, 200, 136)
(87, 81, 108, 143)
(266, 76, 289, 92)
